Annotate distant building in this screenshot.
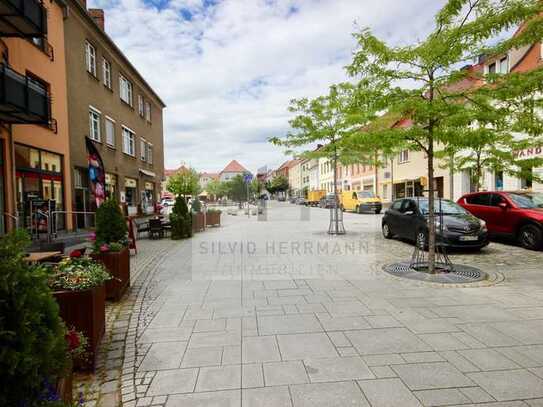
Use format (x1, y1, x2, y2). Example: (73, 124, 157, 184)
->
(199, 172, 219, 190)
(219, 160, 250, 182)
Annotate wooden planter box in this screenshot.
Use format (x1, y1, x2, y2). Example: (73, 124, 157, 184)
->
(56, 366, 73, 405)
(53, 285, 105, 371)
(192, 212, 205, 233)
(92, 248, 130, 302)
(206, 211, 221, 227)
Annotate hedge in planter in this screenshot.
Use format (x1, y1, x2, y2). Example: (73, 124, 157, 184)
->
(49, 256, 110, 371)
(206, 209, 221, 227)
(170, 196, 192, 239)
(0, 231, 68, 406)
(92, 198, 130, 301)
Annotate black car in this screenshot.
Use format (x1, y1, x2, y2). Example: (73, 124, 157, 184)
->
(382, 198, 489, 250)
(319, 193, 337, 208)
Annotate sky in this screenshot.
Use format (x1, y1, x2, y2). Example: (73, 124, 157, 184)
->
(87, 0, 446, 174)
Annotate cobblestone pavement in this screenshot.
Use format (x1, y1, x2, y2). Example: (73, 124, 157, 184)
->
(93, 201, 543, 407)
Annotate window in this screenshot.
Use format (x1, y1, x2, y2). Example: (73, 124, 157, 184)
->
(138, 95, 144, 117)
(466, 194, 490, 206)
(489, 194, 505, 207)
(122, 127, 135, 156)
(488, 62, 496, 74)
(103, 59, 112, 88)
(119, 75, 133, 106)
(105, 117, 115, 147)
(85, 41, 96, 76)
(499, 57, 508, 74)
(398, 150, 409, 163)
(147, 143, 153, 164)
(140, 138, 146, 161)
(145, 101, 151, 122)
(89, 107, 101, 142)
(390, 200, 403, 211)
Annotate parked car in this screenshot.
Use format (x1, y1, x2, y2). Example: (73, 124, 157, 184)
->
(289, 197, 297, 204)
(296, 197, 307, 205)
(319, 193, 337, 208)
(458, 191, 543, 250)
(161, 198, 175, 207)
(340, 190, 383, 214)
(382, 198, 489, 250)
(278, 196, 286, 202)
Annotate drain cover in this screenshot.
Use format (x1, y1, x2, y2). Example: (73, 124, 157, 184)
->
(383, 262, 487, 284)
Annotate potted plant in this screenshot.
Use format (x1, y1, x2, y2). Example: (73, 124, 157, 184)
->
(0, 231, 69, 406)
(49, 255, 110, 371)
(170, 196, 193, 239)
(91, 198, 130, 301)
(206, 208, 222, 227)
(55, 328, 88, 404)
(191, 197, 205, 232)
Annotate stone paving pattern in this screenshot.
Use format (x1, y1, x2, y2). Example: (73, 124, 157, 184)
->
(86, 202, 543, 406)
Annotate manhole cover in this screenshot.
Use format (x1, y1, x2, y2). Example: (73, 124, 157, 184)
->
(383, 262, 487, 284)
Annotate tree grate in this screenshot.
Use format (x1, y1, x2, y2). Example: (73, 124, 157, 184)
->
(383, 262, 487, 284)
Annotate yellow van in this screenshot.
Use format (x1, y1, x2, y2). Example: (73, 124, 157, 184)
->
(340, 190, 383, 214)
(307, 190, 326, 207)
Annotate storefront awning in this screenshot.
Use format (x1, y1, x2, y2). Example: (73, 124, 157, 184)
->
(139, 168, 156, 178)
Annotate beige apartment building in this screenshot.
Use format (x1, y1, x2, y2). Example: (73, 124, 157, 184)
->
(64, 0, 165, 221)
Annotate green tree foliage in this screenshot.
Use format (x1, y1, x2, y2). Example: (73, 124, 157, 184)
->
(225, 174, 248, 204)
(270, 175, 289, 193)
(191, 197, 202, 213)
(250, 178, 263, 197)
(346, 0, 543, 272)
(206, 179, 227, 200)
(167, 168, 201, 197)
(0, 230, 68, 406)
(170, 196, 192, 239)
(95, 198, 127, 246)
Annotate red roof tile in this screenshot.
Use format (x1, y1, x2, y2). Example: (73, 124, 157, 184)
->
(221, 160, 248, 173)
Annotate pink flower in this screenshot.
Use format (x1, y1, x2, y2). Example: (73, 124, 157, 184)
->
(70, 250, 82, 258)
(99, 244, 110, 253)
(89, 232, 96, 241)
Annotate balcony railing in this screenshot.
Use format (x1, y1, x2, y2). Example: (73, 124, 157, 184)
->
(0, 0, 47, 38)
(0, 63, 51, 124)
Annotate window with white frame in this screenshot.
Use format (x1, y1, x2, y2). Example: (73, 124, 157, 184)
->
(119, 75, 133, 106)
(85, 41, 96, 76)
(89, 107, 101, 142)
(499, 57, 508, 74)
(140, 138, 146, 161)
(145, 101, 151, 122)
(146, 143, 153, 164)
(138, 95, 144, 117)
(105, 116, 115, 147)
(398, 150, 409, 163)
(122, 127, 135, 156)
(103, 58, 112, 88)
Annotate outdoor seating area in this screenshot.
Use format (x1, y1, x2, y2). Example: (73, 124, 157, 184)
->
(135, 216, 172, 240)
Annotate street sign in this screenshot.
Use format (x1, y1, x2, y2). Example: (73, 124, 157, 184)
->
(243, 173, 253, 183)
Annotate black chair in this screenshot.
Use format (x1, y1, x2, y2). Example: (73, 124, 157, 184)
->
(136, 220, 150, 238)
(149, 219, 164, 239)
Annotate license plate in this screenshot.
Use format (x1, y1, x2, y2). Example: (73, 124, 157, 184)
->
(460, 235, 478, 241)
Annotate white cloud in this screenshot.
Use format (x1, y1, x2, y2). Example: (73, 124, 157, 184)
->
(87, 0, 444, 173)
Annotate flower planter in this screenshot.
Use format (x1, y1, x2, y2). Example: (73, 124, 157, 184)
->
(192, 212, 205, 233)
(53, 285, 105, 371)
(92, 248, 130, 301)
(206, 211, 221, 227)
(56, 366, 73, 405)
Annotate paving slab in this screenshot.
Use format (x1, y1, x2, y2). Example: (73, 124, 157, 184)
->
(263, 360, 308, 386)
(195, 365, 241, 392)
(242, 386, 292, 407)
(138, 341, 187, 371)
(468, 369, 543, 401)
(291, 381, 370, 407)
(276, 333, 338, 360)
(146, 369, 198, 396)
(304, 356, 374, 382)
(242, 335, 281, 363)
(346, 328, 431, 355)
(392, 362, 475, 390)
(358, 378, 422, 407)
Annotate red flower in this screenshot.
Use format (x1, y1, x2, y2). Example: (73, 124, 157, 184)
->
(70, 250, 82, 258)
(65, 330, 81, 351)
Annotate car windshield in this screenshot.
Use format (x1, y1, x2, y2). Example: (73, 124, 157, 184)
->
(508, 193, 543, 209)
(418, 199, 468, 215)
(358, 191, 375, 199)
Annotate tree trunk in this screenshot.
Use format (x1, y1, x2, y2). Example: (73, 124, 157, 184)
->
(427, 138, 436, 274)
(449, 153, 454, 200)
(374, 151, 379, 196)
(333, 148, 339, 233)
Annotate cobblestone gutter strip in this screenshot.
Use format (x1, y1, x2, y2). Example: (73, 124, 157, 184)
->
(73, 240, 179, 407)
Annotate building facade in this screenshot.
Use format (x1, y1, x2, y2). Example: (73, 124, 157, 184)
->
(288, 159, 302, 197)
(64, 0, 165, 220)
(219, 160, 249, 181)
(0, 0, 73, 234)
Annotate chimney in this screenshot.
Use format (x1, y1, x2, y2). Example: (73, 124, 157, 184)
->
(88, 8, 105, 31)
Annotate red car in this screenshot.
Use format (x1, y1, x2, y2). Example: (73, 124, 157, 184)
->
(457, 191, 543, 250)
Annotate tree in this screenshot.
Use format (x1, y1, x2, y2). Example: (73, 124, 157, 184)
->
(271, 175, 289, 193)
(271, 82, 380, 234)
(95, 198, 127, 247)
(346, 0, 543, 272)
(167, 168, 201, 198)
(206, 179, 225, 200)
(225, 174, 248, 205)
(170, 196, 192, 239)
(250, 178, 263, 198)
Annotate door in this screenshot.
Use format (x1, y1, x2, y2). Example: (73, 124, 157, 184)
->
(488, 193, 514, 235)
(399, 199, 419, 240)
(462, 193, 491, 227)
(386, 199, 404, 234)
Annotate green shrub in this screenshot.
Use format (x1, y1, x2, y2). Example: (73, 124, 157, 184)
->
(191, 198, 202, 213)
(48, 257, 111, 291)
(95, 199, 127, 248)
(0, 231, 68, 406)
(170, 196, 192, 239)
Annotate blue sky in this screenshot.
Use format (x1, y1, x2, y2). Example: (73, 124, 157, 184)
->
(87, 0, 444, 173)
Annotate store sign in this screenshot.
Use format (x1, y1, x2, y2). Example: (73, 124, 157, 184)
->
(145, 182, 153, 190)
(125, 178, 137, 188)
(513, 147, 543, 160)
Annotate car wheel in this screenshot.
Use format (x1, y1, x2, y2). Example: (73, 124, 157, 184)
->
(340, 205, 345, 212)
(382, 223, 393, 239)
(416, 230, 427, 249)
(374, 209, 381, 215)
(518, 224, 543, 251)
(355, 205, 360, 214)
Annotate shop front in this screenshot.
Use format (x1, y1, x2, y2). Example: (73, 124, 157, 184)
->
(14, 143, 65, 232)
(141, 181, 155, 215)
(105, 173, 118, 200)
(123, 177, 138, 216)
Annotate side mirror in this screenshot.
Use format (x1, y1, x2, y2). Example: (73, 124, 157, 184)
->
(498, 202, 508, 210)
(404, 210, 415, 216)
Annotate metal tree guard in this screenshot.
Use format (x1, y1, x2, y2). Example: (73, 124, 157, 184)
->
(328, 203, 345, 235)
(409, 197, 454, 273)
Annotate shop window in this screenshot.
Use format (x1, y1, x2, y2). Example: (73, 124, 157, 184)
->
(41, 151, 61, 173)
(15, 144, 40, 169)
(495, 171, 503, 190)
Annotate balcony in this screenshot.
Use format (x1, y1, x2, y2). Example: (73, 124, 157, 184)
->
(0, 63, 50, 124)
(0, 0, 47, 38)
